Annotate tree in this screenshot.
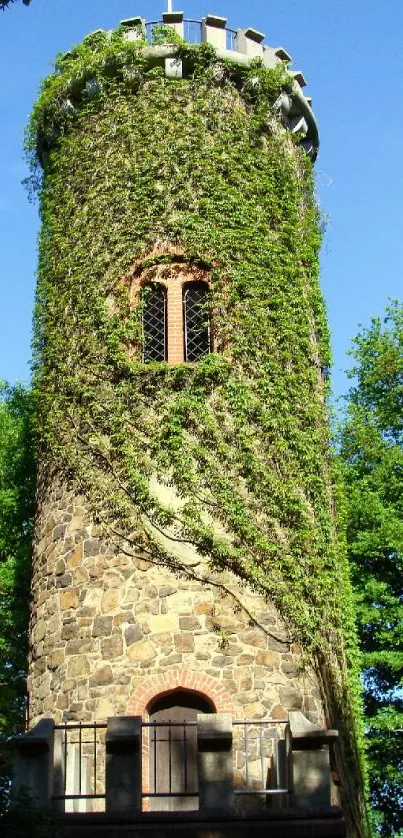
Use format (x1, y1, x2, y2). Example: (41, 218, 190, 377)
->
(0, 383, 35, 810)
(340, 301, 403, 835)
(0, 1, 31, 10)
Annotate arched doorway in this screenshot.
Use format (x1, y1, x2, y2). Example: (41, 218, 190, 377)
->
(147, 689, 214, 811)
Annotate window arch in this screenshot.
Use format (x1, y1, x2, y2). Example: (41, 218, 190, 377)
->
(142, 283, 167, 362)
(183, 281, 211, 362)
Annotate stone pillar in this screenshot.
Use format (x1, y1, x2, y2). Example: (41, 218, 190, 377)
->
(162, 11, 184, 40)
(237, 28, 265, 59)
(105, 716, 142, 813)
(13, 719, 55, 806)
(197, 713, 233, 811)
(202, 15, 227, 52)
(120, 17, 146, 41)
(289, 711, 338, 808)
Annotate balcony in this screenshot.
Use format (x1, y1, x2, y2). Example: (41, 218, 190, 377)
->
(12, 711, 345, 836)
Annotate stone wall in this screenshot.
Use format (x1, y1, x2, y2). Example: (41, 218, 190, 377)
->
(28, 475, 324, 729)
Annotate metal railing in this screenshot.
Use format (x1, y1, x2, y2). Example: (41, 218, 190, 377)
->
(52, 722, 107, 811)
(184, 19, 203, 44)
(226, 29, 237, 51)
(144, 721, 199, 805)
(144, 20, 237, 50)
(51, 718, 290, 810)
(233, 719, 291, 797)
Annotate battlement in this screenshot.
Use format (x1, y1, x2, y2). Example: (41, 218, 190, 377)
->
(117, 11, 318, 158)
(120, 12, 293, 72)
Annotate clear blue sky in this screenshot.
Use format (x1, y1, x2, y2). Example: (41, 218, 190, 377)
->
(1, 0, 402, 399)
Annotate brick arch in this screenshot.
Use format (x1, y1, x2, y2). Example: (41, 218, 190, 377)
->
(126, 668, 235, 718)
(127, 251, 212, 366)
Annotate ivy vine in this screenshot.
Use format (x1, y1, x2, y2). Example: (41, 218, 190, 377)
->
(27, 24, 368, 836)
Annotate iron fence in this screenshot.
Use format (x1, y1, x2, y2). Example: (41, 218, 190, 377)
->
(144, 721, 199, 809)
(52, 722, 107, 812)
(51, 717, 290, 811)
(143, 20, 238, 50)
(226, 28, 237, 51)
(233, 719, 291, 797)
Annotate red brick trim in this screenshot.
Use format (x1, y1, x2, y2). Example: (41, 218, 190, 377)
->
(127, 669, 235, 811)
(127, 249, 212, 365)
(126, 668, 235, 718)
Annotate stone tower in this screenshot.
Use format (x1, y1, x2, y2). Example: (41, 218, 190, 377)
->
(20, 9, 365, 837)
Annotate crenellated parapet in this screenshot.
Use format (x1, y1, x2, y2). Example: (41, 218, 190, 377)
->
(118, 12, 318, 158)
(42, 11, 318, 163)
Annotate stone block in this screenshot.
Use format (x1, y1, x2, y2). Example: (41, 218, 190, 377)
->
(125, 623, 143, 646)
(289, 711, 338, 808)
(101, 635, 123, 658)
(47, 650, 64, 670)
(92, 616, 113, 637)
(256, 650, 280, 668)
(239, 630, 267, 649)
(148, 613, 178, 633)
(106, 716, 142, 812)
(279, 686, 303, 710)
(174, 632, 195, 652)
(67, 655, 90, 678)
(102, 589, 120, 612)
(89, 664, 113, 686)
(159, 585, 177, 597)
(195, 602, 213, 615)
(179, 617, 201, 630)
(67, 546, 82, 570)
(13, 719, 55, 806)
(243, 702, 266, 718)
(60, 589, 79, 610)
(202, 15, 227, 52)
(126, 639, 156, 662)
(197, 713, 233, 811)
(83, 538, 100, 556)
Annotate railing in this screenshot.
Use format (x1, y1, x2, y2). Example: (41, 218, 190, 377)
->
(184, 19, 203, 44)
(144, 20, 237, 50)
(144, 721, 199, 808)
(226, 29, 237, 51)
(233, 719, 291, 797)
(52, 722, 107, 812)
(50, 718, 290, 811)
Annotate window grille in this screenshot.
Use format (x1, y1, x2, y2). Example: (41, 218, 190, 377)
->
(142, 283, 167, 362)
(183, 283, 210, 362)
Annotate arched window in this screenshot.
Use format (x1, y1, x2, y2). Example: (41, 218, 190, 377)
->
(183, 282, 210, 362)
(142, 283, 167, 362)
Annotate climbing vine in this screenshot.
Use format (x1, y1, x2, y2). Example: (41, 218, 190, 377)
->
(27, 24, 368, 835)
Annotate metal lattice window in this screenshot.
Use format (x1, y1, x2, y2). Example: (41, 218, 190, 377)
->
(183, 282, 210, 362)
(142, 283, 167, 362)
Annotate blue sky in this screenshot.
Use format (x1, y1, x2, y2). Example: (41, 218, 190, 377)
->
(1, 0, 402, 399)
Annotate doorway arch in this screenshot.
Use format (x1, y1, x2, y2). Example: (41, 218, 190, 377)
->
(147, 688, 214, 812)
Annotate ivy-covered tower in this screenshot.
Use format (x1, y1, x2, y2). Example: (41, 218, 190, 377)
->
(22, 8, 366, 836)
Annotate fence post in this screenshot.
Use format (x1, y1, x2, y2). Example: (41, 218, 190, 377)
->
(105, 716, 142, 812)
(197, 713, 233, 811)
(289, 711, 338, 808)
(13, 719, 55, 806)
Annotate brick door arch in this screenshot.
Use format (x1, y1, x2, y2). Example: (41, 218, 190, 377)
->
(127, 669, 235, 811)
(127, 668, 235, 718)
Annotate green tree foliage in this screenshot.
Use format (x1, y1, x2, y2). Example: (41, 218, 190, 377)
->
(0, 0, 31, 10)
(340, 302, 403, 835)
(0, 383, 35, 809)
